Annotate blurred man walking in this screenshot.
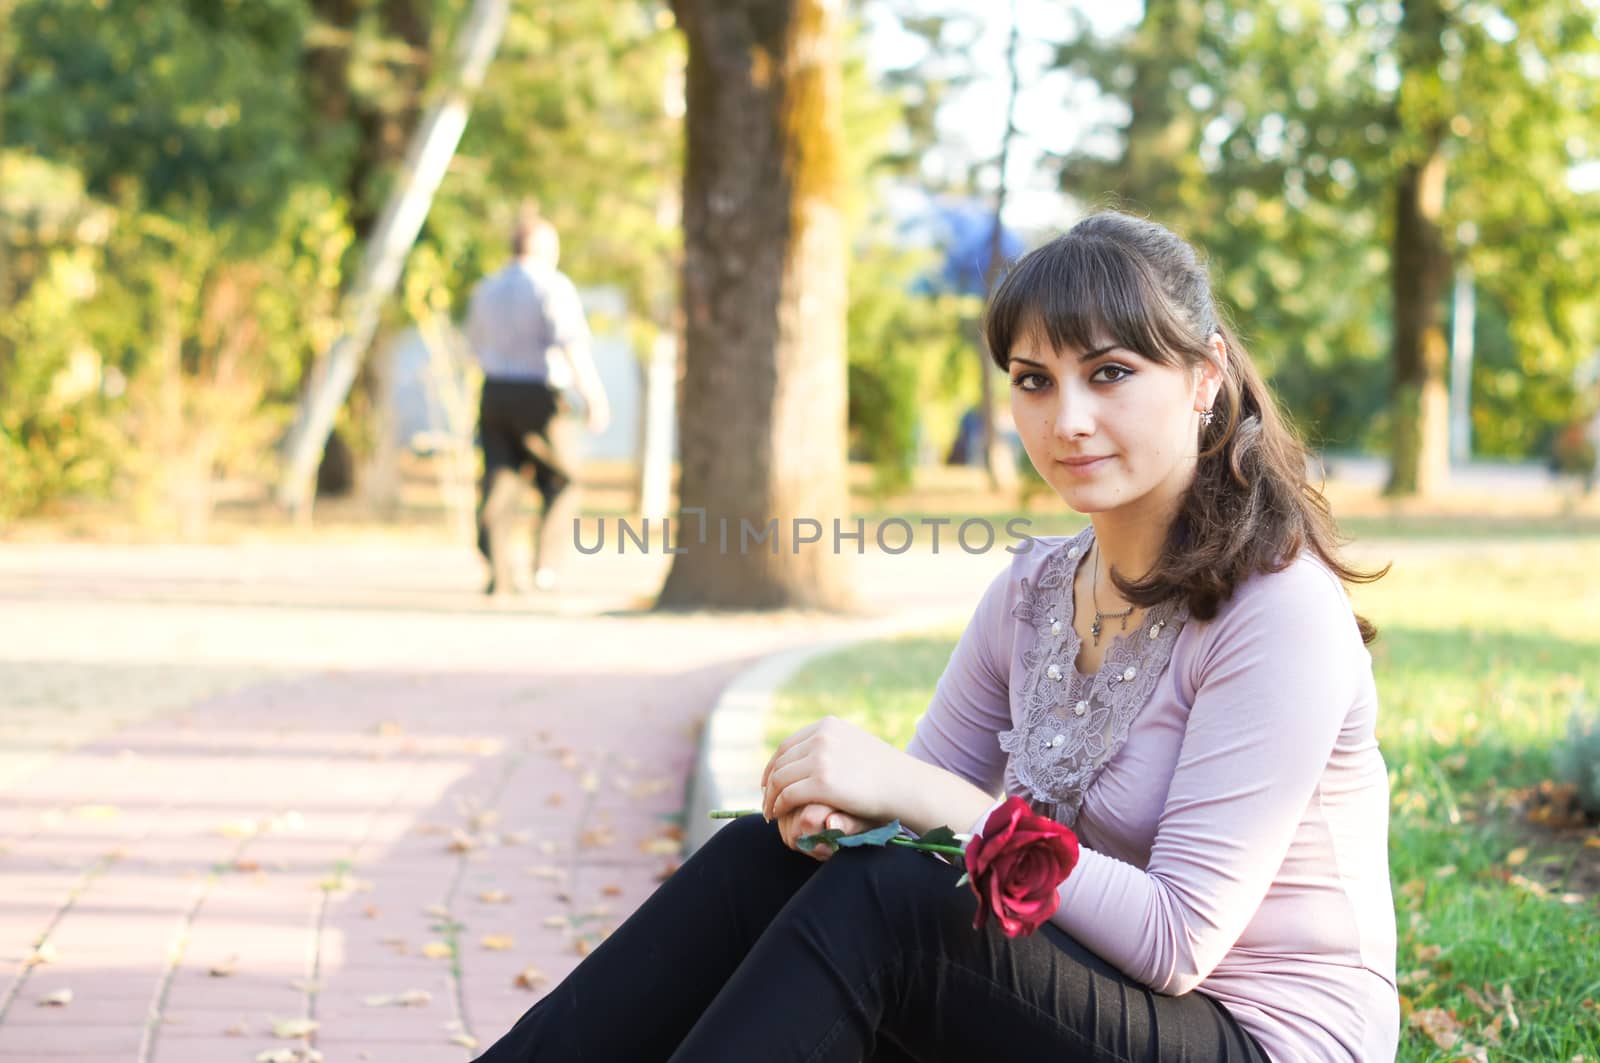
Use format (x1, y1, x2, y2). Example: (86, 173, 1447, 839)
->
(466, 209, 610, 595)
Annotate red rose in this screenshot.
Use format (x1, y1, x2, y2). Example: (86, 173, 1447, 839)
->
(964, 796, 1080, 938)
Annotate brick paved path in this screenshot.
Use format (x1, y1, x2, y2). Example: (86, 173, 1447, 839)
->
(0, 539, 996, 1062)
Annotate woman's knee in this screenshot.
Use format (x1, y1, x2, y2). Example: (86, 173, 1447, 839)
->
(804, 844, 974, 931)
(689, 813, 799, 884)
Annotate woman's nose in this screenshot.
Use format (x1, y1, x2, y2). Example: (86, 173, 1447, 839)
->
(1052, 388, 1093, 441)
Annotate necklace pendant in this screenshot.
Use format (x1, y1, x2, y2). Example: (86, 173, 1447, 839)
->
(1090, 616, 1102, 644)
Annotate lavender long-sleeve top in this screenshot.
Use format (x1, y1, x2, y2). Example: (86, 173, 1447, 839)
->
(907, 532, 1399, 1062)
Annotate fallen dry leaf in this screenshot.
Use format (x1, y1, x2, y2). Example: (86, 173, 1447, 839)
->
(501, 830, 532, 846)
(224, 1021, 249, 1036)
(423, 904, 451, 919)
(256, 1051, 298, 1063)
(270, 1017, 319, 1039)
(542, 915, 568, 929)
(208, 956, 239, 978)
(38, 988, 72, 1007)
(579, 828, 616, 849)
(448, 830, 479, 854)
(481, 934, 516, 951)
(477, 889, 510, 904)
(574, 938, 593, 957)
(421, 941, 453, 960)
(639, 837, 680, 856)
(234, 858, 263, 873)
(601, 883, 623, 897)
(513, 966, 548, 990)
(1409, 1007, 1462, 1050)
(448, 1033, 480, 1049)
(363, 989, 432, 1008)
(362, 904, 380, 919)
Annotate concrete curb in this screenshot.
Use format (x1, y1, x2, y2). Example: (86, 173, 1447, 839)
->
(683, 613, 961, 854)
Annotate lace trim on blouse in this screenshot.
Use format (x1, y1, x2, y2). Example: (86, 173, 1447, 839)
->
(998, 528, 1189, 827)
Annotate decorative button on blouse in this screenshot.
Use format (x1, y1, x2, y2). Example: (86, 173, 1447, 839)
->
(1051, 734, 1065, 748)
(1046, 663, 1063, 681)
(1149, 623, 1162, 638)
(1050, 619, 1062, 635)
(1122, 666, 1137, 682)
(1073, 700, 1088, 717)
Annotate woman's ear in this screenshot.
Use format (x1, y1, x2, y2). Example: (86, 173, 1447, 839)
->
(1195, 333, 1226, 412)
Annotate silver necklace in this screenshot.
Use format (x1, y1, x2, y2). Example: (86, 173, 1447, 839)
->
(1090, 544, 1135, 646)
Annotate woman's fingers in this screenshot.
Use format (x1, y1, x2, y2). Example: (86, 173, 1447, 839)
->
(781, 803, 839, 861)
(761, 738, 820, 819)
(760, 722, 820, 791)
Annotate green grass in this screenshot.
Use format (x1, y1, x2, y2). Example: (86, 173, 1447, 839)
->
(771, 537, 1600, 1062)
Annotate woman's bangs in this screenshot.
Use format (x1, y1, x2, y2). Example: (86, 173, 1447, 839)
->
(986, 238, 1172, 366)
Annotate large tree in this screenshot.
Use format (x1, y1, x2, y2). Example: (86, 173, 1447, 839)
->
(658, 0, 853, 610)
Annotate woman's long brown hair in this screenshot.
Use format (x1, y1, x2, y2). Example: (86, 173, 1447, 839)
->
(984, 211, 1386, 642)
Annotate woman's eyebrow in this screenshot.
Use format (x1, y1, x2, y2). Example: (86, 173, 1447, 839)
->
(1009, 344, 1120, 369)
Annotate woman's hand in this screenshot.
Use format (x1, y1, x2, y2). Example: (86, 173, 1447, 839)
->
(778, 803, 870, 862)
(760, 715, 909, 828)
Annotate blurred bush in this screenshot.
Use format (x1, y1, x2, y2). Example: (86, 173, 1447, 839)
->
(0, 150, 350, 527)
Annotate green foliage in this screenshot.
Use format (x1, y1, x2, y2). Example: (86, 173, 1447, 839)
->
(0, 146, 350, 524)
(5, 0, 312, 223)
(847, 244, 980, 495)
(839, 13, 984, 494)
(1553, 698, 1600, 818)
(1051, 0, 1600, 461)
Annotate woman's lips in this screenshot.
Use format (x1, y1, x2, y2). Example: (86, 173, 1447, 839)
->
(1057, 455, 1112, 474)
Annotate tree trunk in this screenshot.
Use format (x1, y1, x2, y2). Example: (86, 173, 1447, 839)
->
(1385, 150, 1451, 496)
(658, 0, 853, 611)
(1386, 0, 1452, 497)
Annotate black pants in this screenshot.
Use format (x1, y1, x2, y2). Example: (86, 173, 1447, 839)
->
(475, 378, 579, 588)
(473, 815, 1267, 1063)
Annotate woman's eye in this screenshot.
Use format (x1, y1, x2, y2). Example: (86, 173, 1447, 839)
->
(1091, 363, 1134, 384)
(1011, 372, 1048, 391)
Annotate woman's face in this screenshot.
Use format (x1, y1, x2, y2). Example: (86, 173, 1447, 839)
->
(1007, 328, 1220, 521)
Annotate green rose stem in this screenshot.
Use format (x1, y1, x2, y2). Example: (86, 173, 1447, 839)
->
(708, 808, 966, 857)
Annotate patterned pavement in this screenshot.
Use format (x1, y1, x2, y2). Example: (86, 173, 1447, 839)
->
(0, 537, 996, 1062)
